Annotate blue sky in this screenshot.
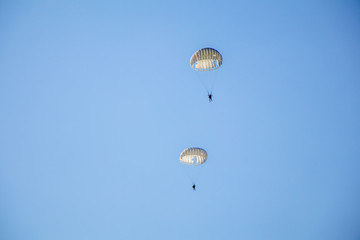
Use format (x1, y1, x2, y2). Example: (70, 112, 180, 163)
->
(1, 1, 360, 239)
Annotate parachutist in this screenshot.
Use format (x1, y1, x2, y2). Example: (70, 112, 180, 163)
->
(208, 93, 213, 102)
(192, 184, 196, 191)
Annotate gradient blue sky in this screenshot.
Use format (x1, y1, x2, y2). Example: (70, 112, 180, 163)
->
(1, 1, 360, 240)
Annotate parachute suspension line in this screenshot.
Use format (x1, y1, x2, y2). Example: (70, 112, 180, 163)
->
(209, 76, 215, 94)
(195, 72, 210, 94)
(209, 65, 220, 93)
(180, 164, 204, 187)
(180, 164, 193, 184)
(209, 70, 219, 93)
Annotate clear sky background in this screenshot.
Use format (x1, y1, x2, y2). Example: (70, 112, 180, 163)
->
(1, 1, 360, 240)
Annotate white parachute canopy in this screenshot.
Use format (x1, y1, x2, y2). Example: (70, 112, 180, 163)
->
(179, 147, 207, 166)
(190, 48, 223, 72)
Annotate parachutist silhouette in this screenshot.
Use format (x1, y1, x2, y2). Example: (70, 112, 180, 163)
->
(208, 93, 213, 102)
(192, 184, 196, 191)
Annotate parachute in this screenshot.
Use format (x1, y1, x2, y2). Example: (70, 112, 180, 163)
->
(190, 48, 222, 96)
(179, 147, 207, 166)
(190, 48, 222, 72)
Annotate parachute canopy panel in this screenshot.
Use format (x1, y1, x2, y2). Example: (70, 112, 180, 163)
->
(190, 48, 223, 71)
(179, 147, 207, 166)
